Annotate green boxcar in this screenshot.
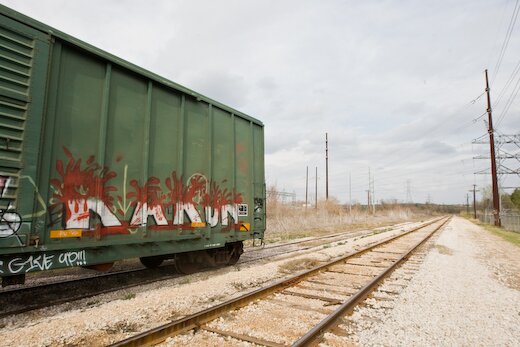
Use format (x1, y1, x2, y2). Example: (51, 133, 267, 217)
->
(0, 5, 265, 284)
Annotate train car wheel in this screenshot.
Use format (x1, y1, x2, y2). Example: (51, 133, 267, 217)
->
(140, 256, 164, 269)
(227, 251, 240, 265)
(174, 253, 199, 274)
(83, 262, 114, 272)
(227, 241, 243, 265)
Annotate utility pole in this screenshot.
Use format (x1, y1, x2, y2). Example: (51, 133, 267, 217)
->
(466, 193, 469, 215)
(368, 167, 371, 209)
(469, 184, 479, 219)
(315, 166, 318, 210)
(366, 190, 371, 212)
(305, 166, 308, 209)
(325, 133, 329, 201)
(485, 69, 501, 226)
(368, 167, 375, 212)
(372, 173, 375, 214)
(349, 172, 352, 213)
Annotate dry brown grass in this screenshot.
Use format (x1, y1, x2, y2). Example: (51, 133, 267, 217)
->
(265, 186, 431, 243)
(434, 245, 454, 255)
(278, 257, 322, 274)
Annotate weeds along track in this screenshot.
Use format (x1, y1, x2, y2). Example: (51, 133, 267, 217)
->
(240, 223, 410, 264)
(0, 221, 416, 318)
(109, 216, 450, 347)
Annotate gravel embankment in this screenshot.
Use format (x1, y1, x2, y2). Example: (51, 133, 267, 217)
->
(328, 216, 520, 346)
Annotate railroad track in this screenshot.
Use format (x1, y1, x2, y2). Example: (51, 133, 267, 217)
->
(109, 216, 450, 347)
(0, 221, 418, 318)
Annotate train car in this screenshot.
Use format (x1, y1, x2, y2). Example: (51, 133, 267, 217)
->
(0, 5, 265, 286)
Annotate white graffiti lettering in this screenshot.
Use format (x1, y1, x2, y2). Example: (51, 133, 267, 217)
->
(173, 202, 203, 225)
(58, 250, 87, 267)
(63, 197, 244, 230)
(0, 175, 11, 197)
(0, 210, 21, 237)
(8, 254, 54, 274)
(130, 202, 168, 226)
(4, 250, 88, 274)
(205, 206, 219, 227)
(221, 204, 238, 226)
(66, 198, 122, 229)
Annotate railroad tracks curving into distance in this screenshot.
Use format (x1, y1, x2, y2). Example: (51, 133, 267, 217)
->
(109, 216, 450, 347)
(0, 220, 420, 318)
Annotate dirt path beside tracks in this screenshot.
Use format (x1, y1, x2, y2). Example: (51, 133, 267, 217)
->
(344, 216, 520, 346)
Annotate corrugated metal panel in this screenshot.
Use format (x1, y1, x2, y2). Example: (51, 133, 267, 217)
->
(0, 24, 32, 100)
(0, 4, 262, 127)
(0, 23, 33, 209)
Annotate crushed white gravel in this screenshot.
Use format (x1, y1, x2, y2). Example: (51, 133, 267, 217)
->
(0, 221, 424, 346)
(329, 216, 520, 346)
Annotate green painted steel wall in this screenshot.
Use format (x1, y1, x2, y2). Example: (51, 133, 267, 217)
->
(0, 5, 265, 276)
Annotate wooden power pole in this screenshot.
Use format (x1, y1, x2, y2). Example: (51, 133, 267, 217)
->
(485, 69, 501, 226)
(305, 166, 308, 209)
(470, 184, 479, 219)
(349, 172, 352, 213)
(325, 133, 329, 201)
(315, 166, 318, 210)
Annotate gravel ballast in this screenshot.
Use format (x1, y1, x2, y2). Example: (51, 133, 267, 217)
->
(341, 216, 520, 346)
(0, 221, 422, 346)
(5, 217, 516, 346)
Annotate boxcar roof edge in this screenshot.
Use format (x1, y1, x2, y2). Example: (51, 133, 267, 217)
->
(0, 4, 264, 127)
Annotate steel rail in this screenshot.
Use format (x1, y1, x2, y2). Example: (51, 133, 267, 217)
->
(244, 220, 410, 253)
(0, 222, 386, 318)
(292, 216, 451, 346)
(0, 266, 180, 318)
(239, 228, 383, 264)
(109, 216, 447, 347)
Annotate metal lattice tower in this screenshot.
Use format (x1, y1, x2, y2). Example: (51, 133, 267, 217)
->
(406, 179, 413, 203)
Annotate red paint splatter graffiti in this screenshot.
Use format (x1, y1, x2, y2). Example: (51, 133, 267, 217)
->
(50, 147, 117, 206)
(50, 147, 245, 235)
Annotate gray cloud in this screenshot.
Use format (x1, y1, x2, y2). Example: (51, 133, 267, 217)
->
(2, 0, 518, 203)
(421, 141, 456, 155)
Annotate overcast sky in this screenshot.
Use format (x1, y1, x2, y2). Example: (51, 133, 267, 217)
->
(2, 0, 519, 205)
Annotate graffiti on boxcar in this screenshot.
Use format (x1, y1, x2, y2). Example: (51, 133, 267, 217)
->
(3, 250, 87, 274)
(58, 250, 87, 267)
(49, 147, 245, 234)
(127, 176, 168, 226)
(0, 175, 21, 237)
(7, 253, 53, 273)
(0, 208, 21, 237)
(0, 175, 11, 197)
(65, 198, 122, 229)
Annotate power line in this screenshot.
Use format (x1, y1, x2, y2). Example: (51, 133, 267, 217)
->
(493, 58, 520, 107)
(496, 73, 520, 125)
(347, 91, 487, 174)
(330, 155, 474, 191)
(486, 0, 514, 70)
(491, 0, 520, 84)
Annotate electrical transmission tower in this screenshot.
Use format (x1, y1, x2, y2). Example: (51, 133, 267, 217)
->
(405, 179, 413, 203)
(473, 134, 520, 177)
(473, 133, 520, 198)
(271, 190, 296, 204)
(470, 70, 514, 227)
